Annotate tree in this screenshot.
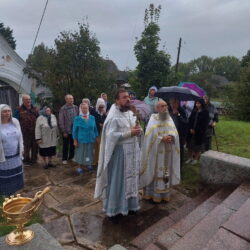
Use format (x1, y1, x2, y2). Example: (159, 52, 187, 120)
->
(0, 22, 16, 50)
(25, 22, 115, 109)
(229, 66, 250, 121)
(241, 49, 250, 67)
(213, 56, 240, 81)
(133, 4, 171, 97)
(189, 56, 214, 74)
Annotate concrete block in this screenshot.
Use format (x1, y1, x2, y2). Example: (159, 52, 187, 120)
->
(200, 150, 250, 185)
(0, 223, 63, 250)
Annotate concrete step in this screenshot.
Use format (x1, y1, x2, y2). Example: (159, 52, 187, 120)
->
(129, 188, 215, 250)
(168, 182, 250, 250)
(202, 228, 250, 250)
(156, 186, 235, 249)
(203, 196, 250, 249)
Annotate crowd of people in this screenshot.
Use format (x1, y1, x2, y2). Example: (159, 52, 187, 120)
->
(0, 87, 218, 223)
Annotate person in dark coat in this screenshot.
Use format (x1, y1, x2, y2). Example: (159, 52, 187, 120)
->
(13, 94, 39, 164)
(203, 95, 219, 151)
(186, 99, 209, 164)
(169, 98, 188, 175)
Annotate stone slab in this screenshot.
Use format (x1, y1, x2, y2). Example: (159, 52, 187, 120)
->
(23, 165, 45, 180)
(172, 187, 232, 236)
(63, 243, 87, 250)
(157, 228, 181, 249)
(145, 243, 162, 250)
(0, 223, 63, 250)
(43, 216, 74, 244)
(130, 216, 175, 249)
(70, 212, 104, 244)
(49, 186, 85, 203)
(54, 195, 93, 215)
(39, 205, 60, 223)
(157, 188, 232, 249)
(203, 228, 250, 250)
(169, 204, 234, 250)
(109, 244, 127, 250)
(48, 167, 84, 185)
(200, 150, 250, 185)
(23, 173, 51, 191)
(168, 189, 214, 222)
(43, 193, 61, 209)
(222, 182, 250, 210)
(222, 197, 250, 241)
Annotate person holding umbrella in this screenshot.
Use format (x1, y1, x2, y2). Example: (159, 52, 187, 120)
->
(169, 98, 188, 173)
(186, 99, 209, 164)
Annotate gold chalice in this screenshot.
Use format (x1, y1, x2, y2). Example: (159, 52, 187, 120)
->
(0, 187, 50, 246)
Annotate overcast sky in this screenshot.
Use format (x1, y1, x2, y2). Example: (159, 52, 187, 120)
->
(1, 0, 250, 70)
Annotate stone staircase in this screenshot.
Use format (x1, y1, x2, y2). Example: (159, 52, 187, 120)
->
(129, 182, 250, 250)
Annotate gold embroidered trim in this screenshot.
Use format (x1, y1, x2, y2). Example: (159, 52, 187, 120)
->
(140, 130, 177, 175)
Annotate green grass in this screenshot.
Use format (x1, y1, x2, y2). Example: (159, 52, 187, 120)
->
(179, 117, 250, 196)
(212, 117, 250, 158)
(0, 196, 43, 237)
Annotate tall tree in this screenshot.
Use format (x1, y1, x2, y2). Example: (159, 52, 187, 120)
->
(213, 56, 240, 81)
(0, 22, 16, 50)
(133, 4, 171, 97)
(229, 66, 250, 121)
(241, 49, 250, 67)
(25, 22, 115, 109)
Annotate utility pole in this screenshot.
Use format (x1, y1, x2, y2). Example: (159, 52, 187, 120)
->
(175, 37, 182, 73)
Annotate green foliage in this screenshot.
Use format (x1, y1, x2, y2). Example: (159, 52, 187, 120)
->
(213, 56, 240, 81)
(133, 4, 171, 97)
(0, 22, 16, 50)
(212, 117, 250, 158)
(228, 66, 250, 121)
(241, 49, 250, 67)
(190, 55, 214, 73)
(25, 22, 115, 109)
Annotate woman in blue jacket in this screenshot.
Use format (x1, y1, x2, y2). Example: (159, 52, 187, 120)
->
(73, 103, 98, 173)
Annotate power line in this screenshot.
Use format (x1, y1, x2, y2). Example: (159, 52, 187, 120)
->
(18, 0, 49, 93)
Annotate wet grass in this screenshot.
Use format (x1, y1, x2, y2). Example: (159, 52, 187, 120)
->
(179, 117, 250, 197)
(212, 117, 250, 158)
(0, 195, 43, 237)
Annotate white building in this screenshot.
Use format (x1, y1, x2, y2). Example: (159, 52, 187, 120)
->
(0, 34, 50, 109)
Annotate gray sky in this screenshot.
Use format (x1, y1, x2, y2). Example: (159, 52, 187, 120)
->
(1, 0, 250, 70)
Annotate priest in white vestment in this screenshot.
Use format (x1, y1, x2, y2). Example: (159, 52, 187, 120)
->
(140, 100, 181, 203)
(94, 89, 141, 221)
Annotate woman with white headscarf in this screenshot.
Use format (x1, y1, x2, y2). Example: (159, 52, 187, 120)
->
(35, 106, 58, 169)
(0, 104, 24, 196)
(93, 98, 107, 165)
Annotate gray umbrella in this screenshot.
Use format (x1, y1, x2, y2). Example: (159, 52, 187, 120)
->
(155, 86, 201, 101)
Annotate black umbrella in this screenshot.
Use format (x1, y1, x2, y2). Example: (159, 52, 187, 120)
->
(155, 86, 201, 101)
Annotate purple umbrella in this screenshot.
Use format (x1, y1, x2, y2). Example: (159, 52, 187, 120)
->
(178, 82, 206, 97)
(130, 100, 151, 120)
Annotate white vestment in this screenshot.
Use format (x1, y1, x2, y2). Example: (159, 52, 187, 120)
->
(140, 113, 180, 200)
(94, 104, 140, 201)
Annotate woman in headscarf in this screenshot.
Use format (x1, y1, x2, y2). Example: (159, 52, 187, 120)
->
(93, 98, 107, 165)
(35, 107, 58, 169)
(73, 103, 98, 173)
(0, 104, 24, 196)
(80, 98, 95, 115)
(143, 86, 159, 115)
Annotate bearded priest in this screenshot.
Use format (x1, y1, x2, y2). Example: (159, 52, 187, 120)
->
(94, 89, 142, 222)
(140, 100, 180, 203)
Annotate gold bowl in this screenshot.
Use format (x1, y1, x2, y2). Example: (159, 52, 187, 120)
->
(0, 192, 44, 246)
